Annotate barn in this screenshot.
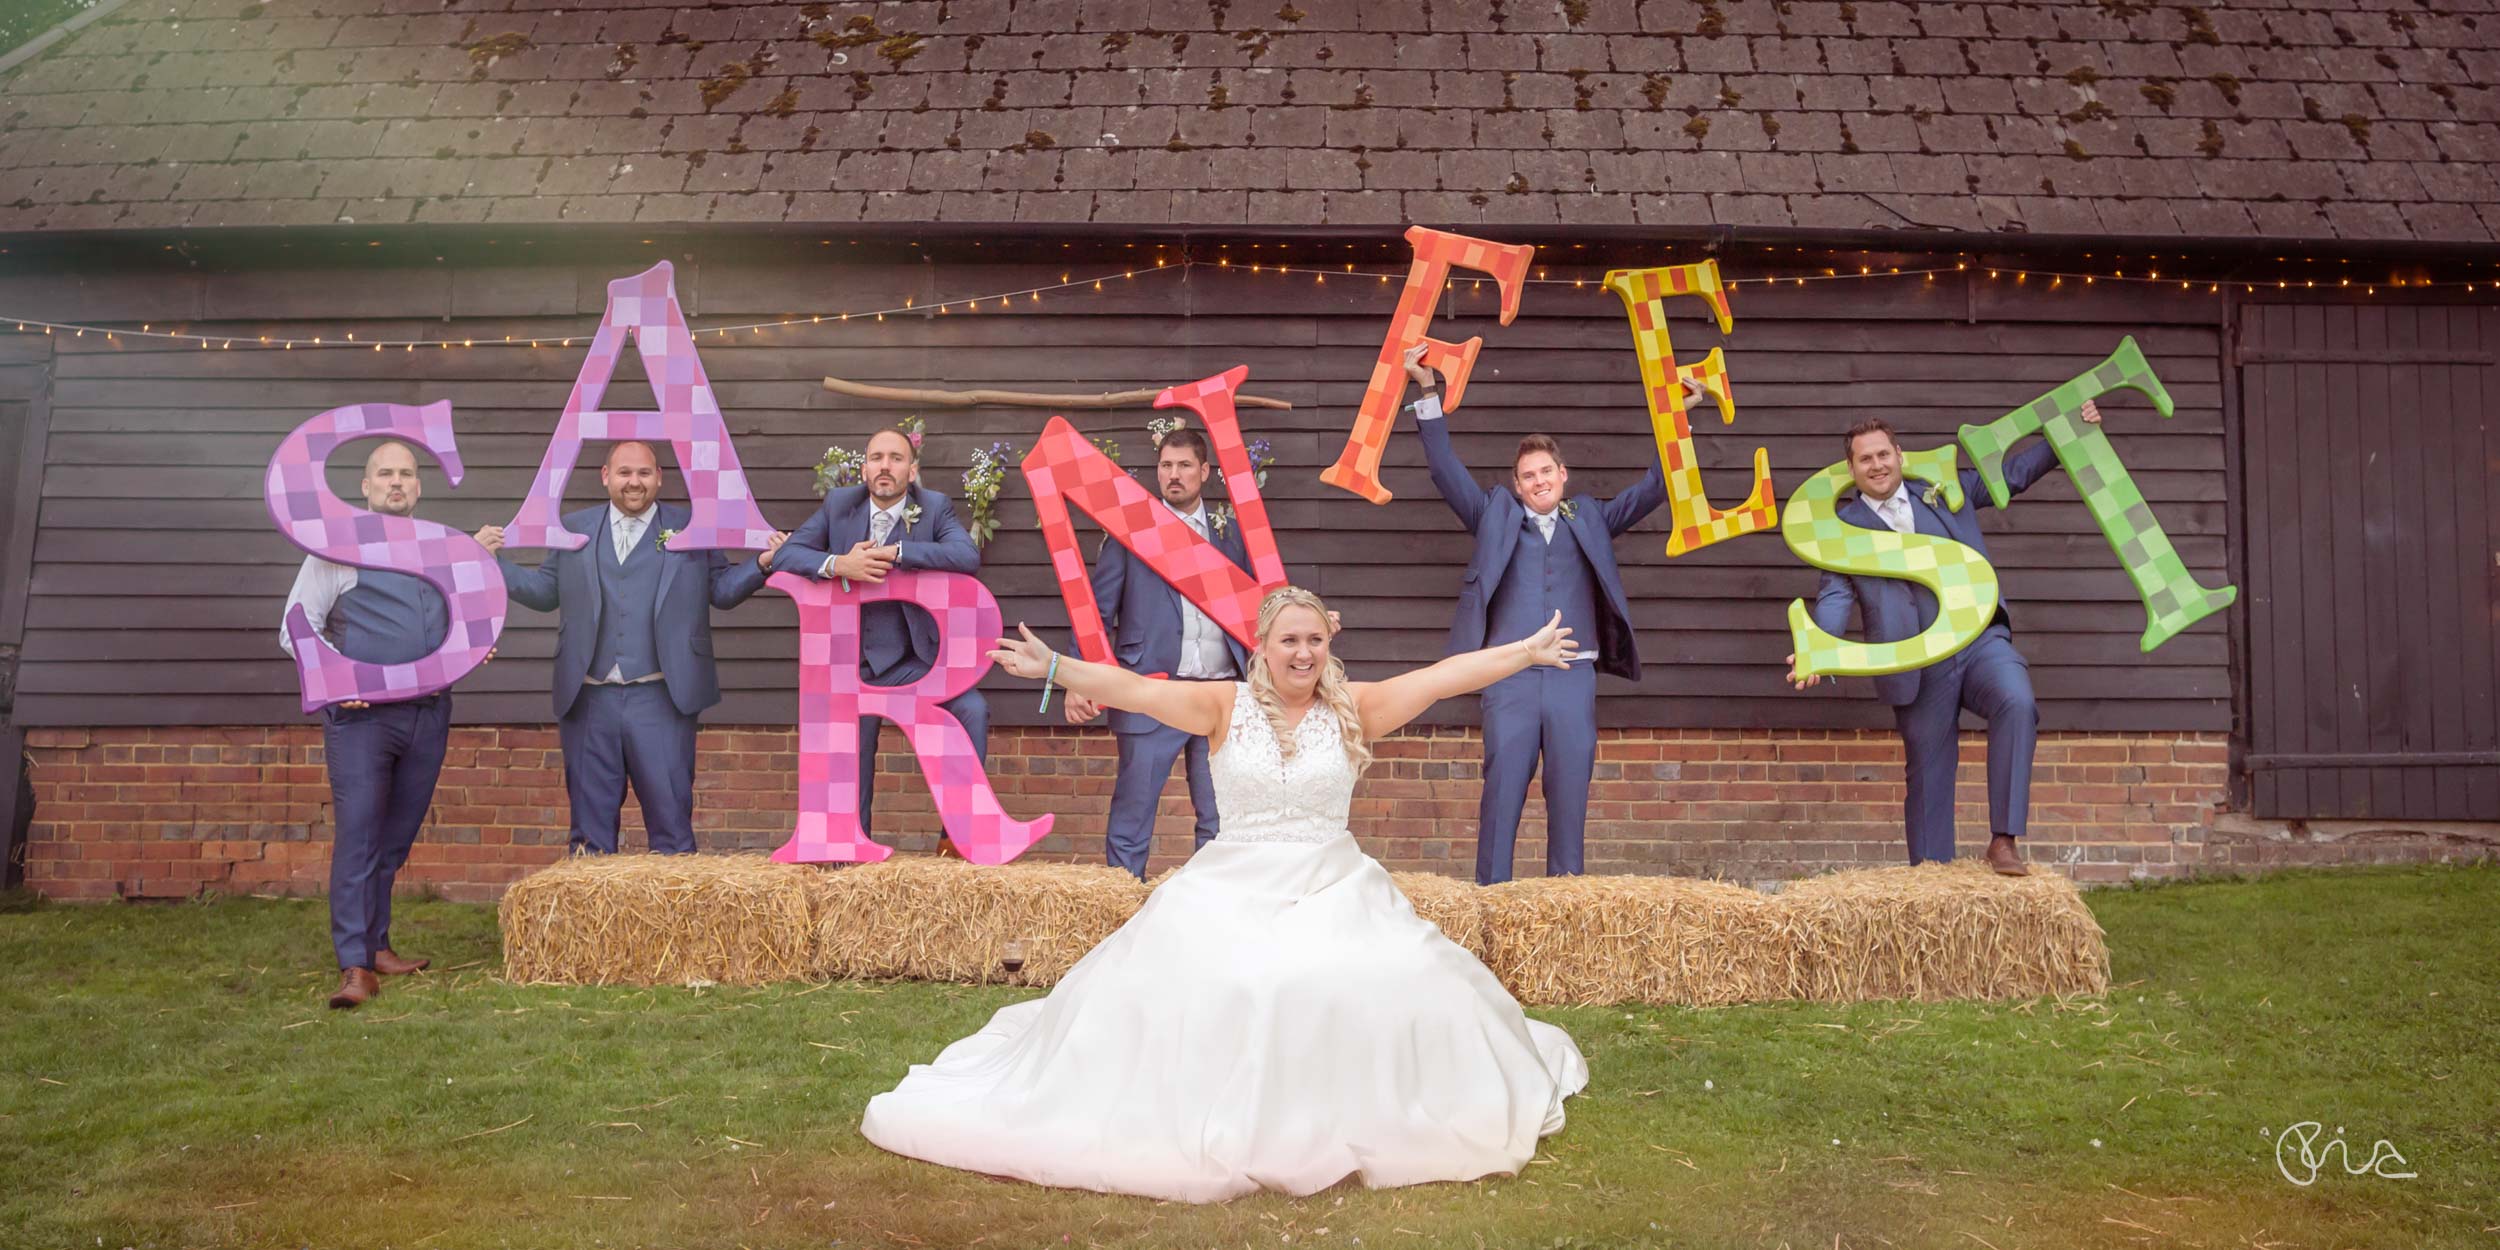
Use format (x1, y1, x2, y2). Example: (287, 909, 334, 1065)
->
(0, 0, 2493, 898)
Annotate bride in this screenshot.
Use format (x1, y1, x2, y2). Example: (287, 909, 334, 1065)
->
(860, 585, 1590, 1203)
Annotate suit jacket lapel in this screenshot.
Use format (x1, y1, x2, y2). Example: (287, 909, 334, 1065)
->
(1220, 516, 1252, 573)
(1484, 493, 1522, 575)
(1562, 497, 1603, 558)
(652, 502, 684, 608)
(578, 509, 607, 632)
(905, 485, 935, 540)
(1838, 496, 1878, 533)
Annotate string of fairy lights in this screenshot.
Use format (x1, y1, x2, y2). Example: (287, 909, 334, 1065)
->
(1, 248, 2491, 353)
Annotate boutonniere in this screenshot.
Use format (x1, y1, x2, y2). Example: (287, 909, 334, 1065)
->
(1207, 504, 1234, 536)
(900, 502, 924, 531)
(655, 527, 679, 550)
(1919, 483, 1941, 507)
(1556, 499, 1579, 522)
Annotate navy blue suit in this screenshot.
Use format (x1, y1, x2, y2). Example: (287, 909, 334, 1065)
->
(502, 502, 768, 854)
(1810, 441, 2061, 863)
(1414, 396, 1668, 884)
(771, 484, 988, 834)
(1087, 507, 1254, 878)
(291, 565, 449, 971)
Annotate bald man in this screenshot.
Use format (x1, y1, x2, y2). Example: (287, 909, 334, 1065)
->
(477, 441, 782, 857)
(280, 439, 454, 1009)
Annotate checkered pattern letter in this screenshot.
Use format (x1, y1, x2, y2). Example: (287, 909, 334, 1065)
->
(1956, 336, 2237, 652)
(1781, 444, 2003, 678)
(1023, 366, 1290, 665)
(767, 570, 1053, 865)
(1319, 226, 1535, 505)
(1602, 261, 1779, 556)
(266, 401, 507, 712)
(501, 261, 777, 552)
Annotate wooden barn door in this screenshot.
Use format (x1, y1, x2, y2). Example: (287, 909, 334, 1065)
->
(2237, 304, 2500, 820)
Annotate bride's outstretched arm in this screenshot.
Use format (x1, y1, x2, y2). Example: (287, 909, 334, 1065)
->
(1352, 611, 1576, 740)
(987, 624, 1231, 739)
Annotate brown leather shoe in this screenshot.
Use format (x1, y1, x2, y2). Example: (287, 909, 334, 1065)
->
(373, 949, 430, 976)
(328, 967, 380, 1009)
(1985, 834, 2032, 877)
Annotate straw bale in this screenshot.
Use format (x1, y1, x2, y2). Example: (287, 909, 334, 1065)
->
(1777, 861, 2110, 1002)
(1387, 871, 1490, 962)
(810, 858, 1148, 986)
(499, 853, 820, 986)
(1479, 875, 1797, 1007)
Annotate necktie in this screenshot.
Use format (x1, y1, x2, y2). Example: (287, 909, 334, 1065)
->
(871, 510, 895, 547)
(1185, 513, 1207, 539)
(615, 514, 642, 561)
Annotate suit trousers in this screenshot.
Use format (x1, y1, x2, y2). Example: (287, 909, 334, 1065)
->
(560, 681, 700, 855)
(321, 694, 451, 969)
(1892, 623, 2038, 864)
(1103, 708, 1221, 880)
(1475, 662, 1597, 885)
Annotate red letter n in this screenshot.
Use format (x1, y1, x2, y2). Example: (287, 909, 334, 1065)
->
(1023, 366, 1289, 665)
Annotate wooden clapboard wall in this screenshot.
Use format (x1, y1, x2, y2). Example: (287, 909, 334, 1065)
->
(0, 247, 2234, 732)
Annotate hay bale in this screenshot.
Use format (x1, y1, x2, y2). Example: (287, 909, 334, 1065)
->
(811, 858, 1148, 986)
(1479, 875, 1796, 1007)
(499, 853, 820, 987)
(1387, 870, 1489, 962)
(1777, 861, 2110, 1002)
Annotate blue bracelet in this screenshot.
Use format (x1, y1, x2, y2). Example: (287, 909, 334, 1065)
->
(1038, 652, 1061, 714)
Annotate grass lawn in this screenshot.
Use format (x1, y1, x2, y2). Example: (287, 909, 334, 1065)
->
(2, 863, 2494, 1249)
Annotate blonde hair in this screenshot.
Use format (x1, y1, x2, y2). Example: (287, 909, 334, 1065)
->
(1245, 585, 1372, 777)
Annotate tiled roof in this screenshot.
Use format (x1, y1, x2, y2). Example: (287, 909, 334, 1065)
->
(4, 0, 2498, 243)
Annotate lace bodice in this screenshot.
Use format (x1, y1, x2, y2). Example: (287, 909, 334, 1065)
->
(1209, 682, 1356, 843)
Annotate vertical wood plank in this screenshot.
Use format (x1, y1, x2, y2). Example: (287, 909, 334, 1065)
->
(2239, 331, 2281, 818)
(2358, 306, 2407, 817)
(2456, 308, 2500, 817)
(2293, 304, 2337, 814)
(2392, 310, 2439, 820)
(2420, 317, 2473, 816)
(2325, 305, 2370, 814)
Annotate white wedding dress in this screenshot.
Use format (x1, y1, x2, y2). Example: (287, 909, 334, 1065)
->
(861, 683, 1589, 1203)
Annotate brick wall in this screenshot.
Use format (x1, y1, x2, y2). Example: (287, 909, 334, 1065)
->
(28, 722, 2390, 902)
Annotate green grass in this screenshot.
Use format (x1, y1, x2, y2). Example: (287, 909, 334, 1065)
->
(4, 864, 2496, 1249)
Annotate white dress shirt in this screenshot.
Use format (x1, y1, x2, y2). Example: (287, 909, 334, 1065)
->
(1166, 500, 1237, 680)
(276, 557, 358, 656)
(1863, 486, 1917, 536)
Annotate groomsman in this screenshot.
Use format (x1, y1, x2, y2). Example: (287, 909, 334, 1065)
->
(1062, 427, 1253, 878)
(1404, 346, 1668, 885)
(474, 441, 780, 856)
(772, 427, 987, 835)
(281, 440, 456, 1009)
(1788, 406, 2102, 874)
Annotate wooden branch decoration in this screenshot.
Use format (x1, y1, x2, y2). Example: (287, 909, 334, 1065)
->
(821, 375, 1293, 410)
